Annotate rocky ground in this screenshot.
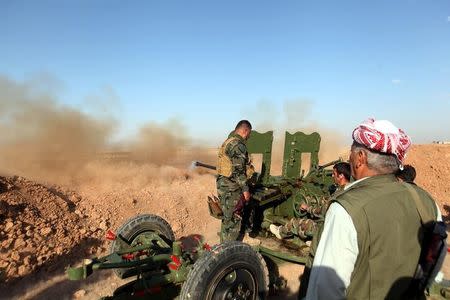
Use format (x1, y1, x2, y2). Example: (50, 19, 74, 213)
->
(0, 145, 449, 300)
(0, 176, 104, 284)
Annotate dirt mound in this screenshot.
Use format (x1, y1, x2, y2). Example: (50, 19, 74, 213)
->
(0, 176, 104, 284)
(405, 145, 450, 211)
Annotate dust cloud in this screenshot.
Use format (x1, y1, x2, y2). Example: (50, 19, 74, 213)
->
(0, 75, 115, 183)
(0, 75, 215, 186)
(248, 99, 349, 175)
(129, 119, 187, 164)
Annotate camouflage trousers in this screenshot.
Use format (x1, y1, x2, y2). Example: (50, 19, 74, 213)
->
(297, 197, 330, 219)
(281, 218, 317, 240)
(217, 177, 242, 242)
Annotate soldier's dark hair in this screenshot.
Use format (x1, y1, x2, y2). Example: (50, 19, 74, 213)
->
(396, 164, 416, 183)
(235, 120, 252, 130)
(333, 162, 351, 181)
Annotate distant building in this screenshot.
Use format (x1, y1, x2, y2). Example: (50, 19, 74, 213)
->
(432, 141, 450, 144)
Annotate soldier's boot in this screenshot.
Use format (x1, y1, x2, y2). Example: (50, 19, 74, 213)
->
(269, 224, 283, 240)
(270, 220, 296, 240)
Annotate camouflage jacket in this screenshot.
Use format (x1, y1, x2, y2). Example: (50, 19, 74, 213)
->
(217, 133, 249, 192)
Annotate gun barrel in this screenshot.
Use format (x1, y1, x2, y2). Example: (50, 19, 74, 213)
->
(193, 161, 217, 170)
(318, 157, 343, 169)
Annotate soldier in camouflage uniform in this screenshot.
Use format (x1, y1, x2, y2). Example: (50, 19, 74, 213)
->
(216, 120, 253, 242)
(270, 162, 350, 240)
(269, 196, 329, 240)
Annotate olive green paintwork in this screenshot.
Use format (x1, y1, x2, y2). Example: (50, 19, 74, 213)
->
(244, 130, 339, 261)
(246, 130, 337, 221)
(246, 130, 274, 184)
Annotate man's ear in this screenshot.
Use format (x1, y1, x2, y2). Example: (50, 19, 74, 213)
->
(357, 149, 367, 167)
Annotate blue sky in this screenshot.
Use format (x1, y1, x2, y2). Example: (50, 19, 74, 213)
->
(1, 0, 449, 145)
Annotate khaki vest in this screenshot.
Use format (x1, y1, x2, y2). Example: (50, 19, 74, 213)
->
(217, 136, 254, 179)
(217, 137, 238, 177)
(335, 175, 437, 300)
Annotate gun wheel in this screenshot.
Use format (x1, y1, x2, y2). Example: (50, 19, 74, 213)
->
(109, 214, 175, 278)
(180, 241, 269, 300)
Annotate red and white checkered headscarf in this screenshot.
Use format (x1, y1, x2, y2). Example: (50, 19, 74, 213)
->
(352, 118, 412, 164)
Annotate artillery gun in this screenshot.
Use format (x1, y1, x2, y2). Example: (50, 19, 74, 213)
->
(66, 130, 341, 299)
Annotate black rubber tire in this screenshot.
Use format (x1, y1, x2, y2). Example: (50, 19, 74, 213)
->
(109, 214, 175, 278)
(180, 241, 269, 300)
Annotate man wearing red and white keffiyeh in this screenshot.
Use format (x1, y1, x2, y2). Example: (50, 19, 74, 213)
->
(304, 118, 444, 300)
(352, 118, 411, 168)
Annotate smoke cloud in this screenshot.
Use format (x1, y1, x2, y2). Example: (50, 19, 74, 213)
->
(0, 75, 115, 180)
(247, 99, 348, 174)
(0, 75, 217, 185)
(130, 119, 187, 164)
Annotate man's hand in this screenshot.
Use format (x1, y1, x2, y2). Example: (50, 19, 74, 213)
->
(300, 203, 309, 211)
(243, 191, 251, 202)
